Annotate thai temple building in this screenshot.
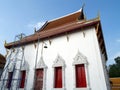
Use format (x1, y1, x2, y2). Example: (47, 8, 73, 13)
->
(0, 8, 110, 90)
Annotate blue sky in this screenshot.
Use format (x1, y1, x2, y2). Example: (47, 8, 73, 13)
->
(0, 0, 120, 65)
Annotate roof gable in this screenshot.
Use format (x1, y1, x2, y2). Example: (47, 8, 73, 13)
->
(36, 8, 85, 32)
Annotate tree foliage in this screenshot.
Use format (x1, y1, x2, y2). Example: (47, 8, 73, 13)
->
(109, 56, 120, 77)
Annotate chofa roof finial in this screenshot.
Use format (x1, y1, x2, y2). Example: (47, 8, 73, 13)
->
(82, 3, 85, 10)
(34, 27, 37, 33)
(4, 40, 7, 45)
(97, 10, 100, 19)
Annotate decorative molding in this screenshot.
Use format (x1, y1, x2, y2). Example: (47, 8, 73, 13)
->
(49, 39, 52, 45)
(52, 54, 66, 89)
(36, 56, 47, 69)
(21, 60, 29, 71)
(53, 54, 65, 67)
(36, 56, 47, 90)
(73, 51, 90, 89)
(8, 61, 14, 72)
(73, 51, 88, 65)
(83, 32, 86, 38)
(66, 32, 69, 42)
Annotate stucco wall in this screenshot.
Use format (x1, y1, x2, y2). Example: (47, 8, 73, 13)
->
(2, 27, 109, 90)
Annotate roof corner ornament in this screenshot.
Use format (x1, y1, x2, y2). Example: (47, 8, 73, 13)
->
(78, 3, 85, 12)
(82, 3, 85, 10)
(4, 40, 7, 46)
(34, 27, 37, 33)
(97, 11, 100, 20)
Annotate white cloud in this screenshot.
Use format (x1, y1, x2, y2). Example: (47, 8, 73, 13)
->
(116, 39, 120, 42)
(27, 21, 45, 30)
(34, 22, 45, 30)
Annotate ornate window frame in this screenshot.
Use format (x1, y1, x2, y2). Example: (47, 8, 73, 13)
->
(52, 55, 66, 90)
(36, 56, 47, 90)
(7, 59, 29, 89)
(73, 51, 90, 90)
(20, 60, 29, 89)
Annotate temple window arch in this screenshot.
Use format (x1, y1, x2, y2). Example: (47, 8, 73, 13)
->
(34, 56, 47, 90)
(52, 54, 66, 90)
(73, 51, 90, 90)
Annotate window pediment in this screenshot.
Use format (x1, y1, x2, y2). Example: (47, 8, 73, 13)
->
(36, 56, 47, 69)
(21, 60, 29, 70)
(73, 51, 88, 65)
(53, 55, 65, 67)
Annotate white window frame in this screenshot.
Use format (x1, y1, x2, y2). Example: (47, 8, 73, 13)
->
(36, 56, 47, 90)
(19, 60, 29, 89)
(52, 55, 66, 90)
(7, 59, 29, 90)
(73, 51, 90, 90)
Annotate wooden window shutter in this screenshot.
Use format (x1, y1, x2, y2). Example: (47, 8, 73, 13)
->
(54, 67, 62, 88)
(75, 64, 87, 88)
(20, 71, 26, 88)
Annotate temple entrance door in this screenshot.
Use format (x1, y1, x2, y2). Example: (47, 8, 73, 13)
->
(34, 69, 43, 90)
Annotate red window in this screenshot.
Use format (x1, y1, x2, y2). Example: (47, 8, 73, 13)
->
(34, 69, 44, 90)
(20, 71, 26, 88)
(75, 64, 87, 88)
(54, 67, 62, 88)
(7, 72, 13, 88)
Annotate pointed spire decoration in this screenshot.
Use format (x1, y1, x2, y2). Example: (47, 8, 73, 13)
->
(36, 56, 47, 68)
(82, 3, 85, 10)
(34, 27, 37, 33)
(97, 11, 100, 20)
(4, 40, 7, 46)
(77, 3, 86, 20)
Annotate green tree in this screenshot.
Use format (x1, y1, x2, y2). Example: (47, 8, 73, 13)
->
(109, 56, 120, 77)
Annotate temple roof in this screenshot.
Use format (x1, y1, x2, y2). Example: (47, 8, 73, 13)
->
(37, 8, 84, 32)
(4, 8, 108, 60)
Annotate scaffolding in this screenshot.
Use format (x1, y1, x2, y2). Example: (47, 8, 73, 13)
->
(0, 33, 27, 90)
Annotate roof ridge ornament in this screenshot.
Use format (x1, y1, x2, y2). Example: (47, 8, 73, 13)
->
(78, 3, 85, 12)
(82, 3, 85, 10)
(97, 11, 100, 20)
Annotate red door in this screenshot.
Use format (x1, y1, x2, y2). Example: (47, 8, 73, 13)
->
(75, 64, 87, 88)
(54, 67, 62, 88)
(34, 69, 44, 90)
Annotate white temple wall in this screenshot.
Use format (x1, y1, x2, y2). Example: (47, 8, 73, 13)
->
(3, 27, 109, 90)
